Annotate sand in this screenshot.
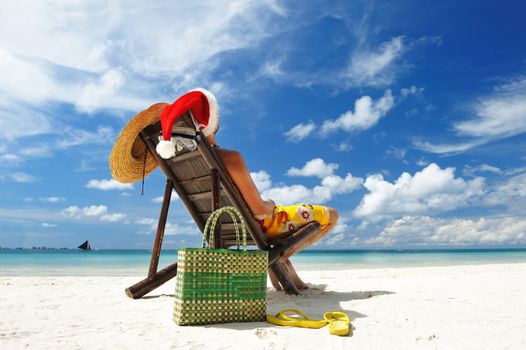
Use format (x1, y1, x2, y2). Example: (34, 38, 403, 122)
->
(1, 263, 526, 349)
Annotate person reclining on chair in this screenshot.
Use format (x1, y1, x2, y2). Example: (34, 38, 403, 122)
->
(209, 134, 339, 290)
(156, 88, 340, 290)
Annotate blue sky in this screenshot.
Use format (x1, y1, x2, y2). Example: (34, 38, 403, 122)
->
(1, 0, 525, 249)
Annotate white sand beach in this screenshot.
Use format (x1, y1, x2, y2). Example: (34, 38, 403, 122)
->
(2, 263, 526, 349)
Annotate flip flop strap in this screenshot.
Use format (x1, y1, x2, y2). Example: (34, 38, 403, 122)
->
(324, 311, 350, 322)
(276, 308, 321, 322)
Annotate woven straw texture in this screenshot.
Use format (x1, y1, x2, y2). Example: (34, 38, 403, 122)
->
(173, 207, 268, 325)
(109, 102, 167, 183)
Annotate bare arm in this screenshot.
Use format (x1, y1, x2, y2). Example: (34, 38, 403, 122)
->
(215, 148, 274, 216)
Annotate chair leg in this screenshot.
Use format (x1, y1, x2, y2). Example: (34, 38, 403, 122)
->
(126, 179, 175, 299)
(148, 179, 173, 278)
(125, 262, 178, 299)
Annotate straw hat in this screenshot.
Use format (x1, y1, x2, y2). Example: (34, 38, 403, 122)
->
(109, 102, 168, 183)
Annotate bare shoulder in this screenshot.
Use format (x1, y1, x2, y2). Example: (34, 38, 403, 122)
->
(216, 148, 241, 160)
(216, 147, 239, 155)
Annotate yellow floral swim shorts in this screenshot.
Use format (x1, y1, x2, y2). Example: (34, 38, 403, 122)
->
(256, 204, 331, 238)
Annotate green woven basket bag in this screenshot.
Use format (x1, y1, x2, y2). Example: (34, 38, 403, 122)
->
(173, 206, 268, 325)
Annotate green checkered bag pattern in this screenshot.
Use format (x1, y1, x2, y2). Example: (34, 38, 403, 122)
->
(173, 206, 268, 325)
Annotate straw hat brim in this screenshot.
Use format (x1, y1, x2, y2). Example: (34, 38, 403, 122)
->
(109, 102, 168, 184)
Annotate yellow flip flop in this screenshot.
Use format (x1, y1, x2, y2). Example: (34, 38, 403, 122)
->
(266, 308, 328, 329)
(323, 311, 351, 336)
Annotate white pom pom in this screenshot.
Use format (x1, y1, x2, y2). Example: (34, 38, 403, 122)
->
(156, 140, 176, 159)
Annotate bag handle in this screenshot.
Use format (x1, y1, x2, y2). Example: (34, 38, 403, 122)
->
(202, 206, 247, 251)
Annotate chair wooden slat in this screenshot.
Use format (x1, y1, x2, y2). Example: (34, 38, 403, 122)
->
(179, 174, 211, 186)
(187, 189, 225, 201)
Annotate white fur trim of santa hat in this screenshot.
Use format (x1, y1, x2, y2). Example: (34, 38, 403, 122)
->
(190, 87, 219, 137)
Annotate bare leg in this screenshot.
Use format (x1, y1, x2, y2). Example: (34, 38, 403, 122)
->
(281, 208, 339, 261)
(268, 267, 282, 291)
(284, 259, 309, 289)
(278, 208, 340, 290)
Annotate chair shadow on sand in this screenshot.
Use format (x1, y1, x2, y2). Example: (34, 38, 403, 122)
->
(204, 284, 395, 331)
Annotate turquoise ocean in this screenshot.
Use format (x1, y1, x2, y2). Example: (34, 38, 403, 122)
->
(1, 249, 526, 276)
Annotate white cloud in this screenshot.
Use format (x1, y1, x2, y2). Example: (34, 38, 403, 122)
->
(504, 166, 526, 176)
(337, 142, 352, 152)
(1, 123, 115, 160)
(258, 56, 286, 79)
(320, 174, 363, 194)
(262, 185, 313, 205)
(0, 1, 285, 115)
(0, 49, 68, 104)
(136, 218, 156, 226)
(413, 139, 487, 154)
(484, 173, 526, 208)
(264, 0, 288, 17)
(10, 172, 36, 183)
(39, 196, 66, 203)
(332, 217, 349, 235)
(0, 101, 53, 141)
(286, 158, 339, 178)
(261, 173, 362, 205)
(76, 69, 125, 113)
(325, 233, 345, 245)
(400, 85, 424, 98)
(0, 205, 121, 227)
(455, 78, 526, 138)
(355, 163, 486, 218)
(100, 213, 127, 222)
(250, 38, 408, 90)
(136, 217, 198, 236)
(322, 218, 358, 246)
(321, 90, 395, 135)
(56, 126, 115, 149)
(152, 191, 179, 203)
(385, 147, 407, 160)
(62, 205, 108, 218)
(284, 122, 316, 142)
(19, 145, 53, 158)
(415, 158, 429, 167)
(164, 223, 200, 236)
(367, 215, 526, 246)
(86, 179, 133, 191)
(250, 170, 272, 192)
(0, 154, 22, 163)
(463, 164, 502, 177)
(60, 204, 127, 223)
(245, 15, 415, 90)
(346, 37, 404, 87)
(0, 207, 63, 222)
(414, 76, 526, 154)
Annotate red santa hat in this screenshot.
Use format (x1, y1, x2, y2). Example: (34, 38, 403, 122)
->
(156, 88, 219, 159)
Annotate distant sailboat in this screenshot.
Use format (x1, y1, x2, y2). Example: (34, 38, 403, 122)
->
(78, 240, 92, 251)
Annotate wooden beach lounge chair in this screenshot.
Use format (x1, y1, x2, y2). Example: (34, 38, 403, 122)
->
(125, 112, 321, 299)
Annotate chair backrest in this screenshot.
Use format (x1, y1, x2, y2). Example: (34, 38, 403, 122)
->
(140, 112, 269, 250)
